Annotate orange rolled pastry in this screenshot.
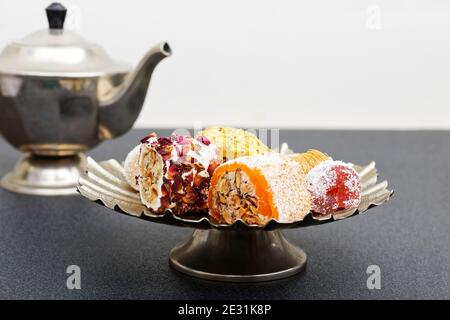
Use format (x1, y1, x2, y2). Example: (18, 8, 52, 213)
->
(208, 153, 311, 225)
(289, 149, 331, 174)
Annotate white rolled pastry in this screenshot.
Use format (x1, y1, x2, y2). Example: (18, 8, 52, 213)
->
(123, 144, 141, 191)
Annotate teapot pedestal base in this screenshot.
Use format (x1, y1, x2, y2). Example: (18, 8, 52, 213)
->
(1, 153, 86, 196)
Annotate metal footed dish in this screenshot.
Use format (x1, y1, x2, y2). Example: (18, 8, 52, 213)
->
(77, 157, 392, 230)
(77, 146, 393, 282)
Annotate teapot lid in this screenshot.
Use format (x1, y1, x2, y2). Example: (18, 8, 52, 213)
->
(0, 2, 130, 77)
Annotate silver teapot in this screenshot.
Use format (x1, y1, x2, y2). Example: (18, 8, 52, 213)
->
(0, 3, 171, 195)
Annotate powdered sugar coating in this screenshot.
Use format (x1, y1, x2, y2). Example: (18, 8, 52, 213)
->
(306, 160, 361, 214)
(226, 153, 311, 222)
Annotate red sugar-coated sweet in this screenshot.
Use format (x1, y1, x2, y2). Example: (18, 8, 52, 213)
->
(306, 161, 362, 215)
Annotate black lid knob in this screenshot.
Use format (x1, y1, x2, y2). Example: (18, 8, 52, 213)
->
(46, 2, 67, 29)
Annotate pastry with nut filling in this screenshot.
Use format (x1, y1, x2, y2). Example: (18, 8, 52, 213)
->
(208, 153, 311, 225)
(125, 132, 222, 215)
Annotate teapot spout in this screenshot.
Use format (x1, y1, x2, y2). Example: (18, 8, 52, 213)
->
(98, 42, 171, 139)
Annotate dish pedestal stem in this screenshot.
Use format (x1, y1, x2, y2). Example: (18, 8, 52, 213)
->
(169, 228, 306, 282)
(1, 153, 86, 196)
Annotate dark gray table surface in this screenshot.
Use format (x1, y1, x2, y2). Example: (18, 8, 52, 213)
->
(0, 129, 449, 299)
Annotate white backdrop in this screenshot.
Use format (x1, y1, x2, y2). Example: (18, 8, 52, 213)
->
(1, 0, 450, 129)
